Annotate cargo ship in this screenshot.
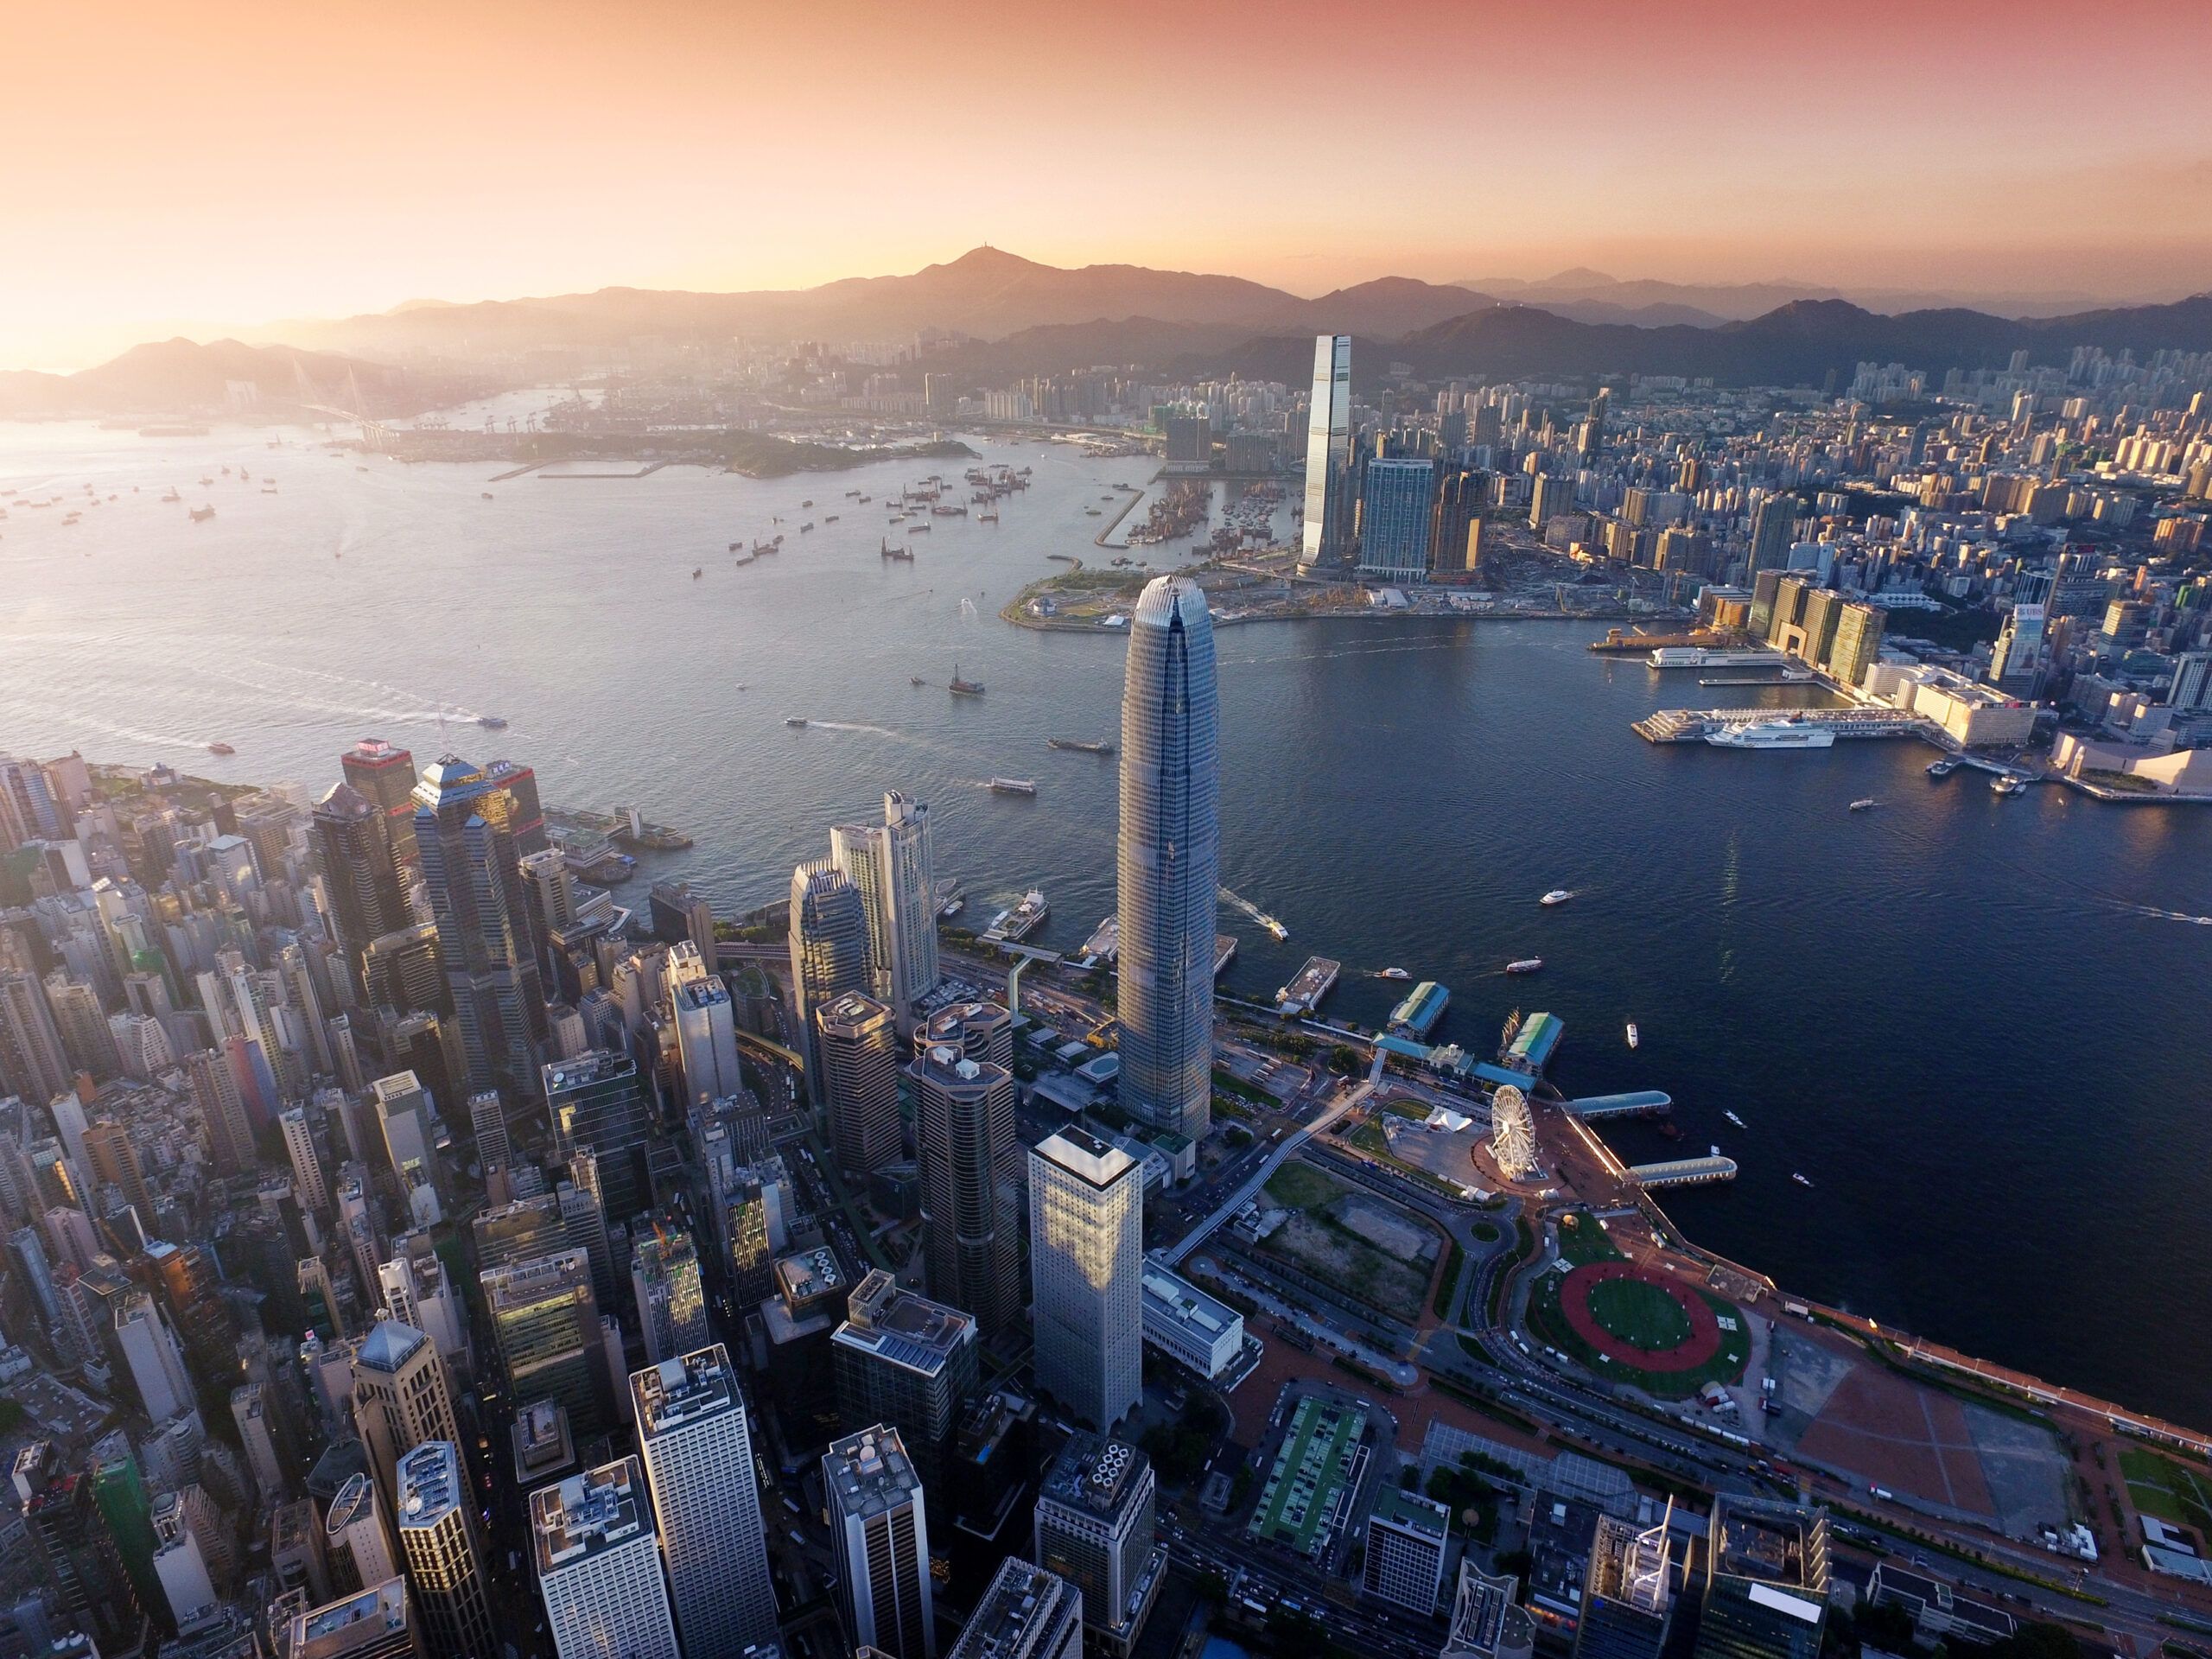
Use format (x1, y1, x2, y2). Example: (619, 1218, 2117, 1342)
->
(949, 666, 985, 696)
(1046, 737, 1114, 754)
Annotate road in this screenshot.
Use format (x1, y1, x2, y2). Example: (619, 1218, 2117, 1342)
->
(1158, 1075, 1374, 1268)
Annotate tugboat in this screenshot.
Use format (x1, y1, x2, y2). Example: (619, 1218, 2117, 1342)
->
(692, 568, 702, 580)
(477, 715, 508, 731)
(949, 665, 985, 696)
(910, 676, 926, 686)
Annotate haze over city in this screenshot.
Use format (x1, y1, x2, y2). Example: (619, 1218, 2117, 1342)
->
(8, 0, 2212, 369)
(3, 9, 2212, 1659)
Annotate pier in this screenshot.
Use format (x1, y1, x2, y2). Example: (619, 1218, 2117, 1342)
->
(1275, 956, 1341, 1016)
(1629, 1154, 1738, 1188)
(1634, 707, 1941, 744)
(1567, 1090, 1673, 1121)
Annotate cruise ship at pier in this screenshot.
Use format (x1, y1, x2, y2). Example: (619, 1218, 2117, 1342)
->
(1704, 721, 1837, 750)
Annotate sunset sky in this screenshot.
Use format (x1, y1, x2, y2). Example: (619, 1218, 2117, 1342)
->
(7, 0, 2210, 370)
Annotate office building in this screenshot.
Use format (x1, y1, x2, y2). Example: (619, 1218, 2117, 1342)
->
(1827, 601, 1887, 689)
(483, 1249, 612, 1434)
(1443, 1563, 1535, 1659)
(1433, 467, 1488, 575)
(349, 1321, 461, 1507)
(1749, 495, 1798, 574)
(543, 1050, 652, 1225)
(630, 1223, 709, 1364)
(1034, 1434, 1164, 1657)
(410, 754, 547, 1096)
(289, 1577, 420, 1659)
(1358, 456, 1437, 583)
(532, 1458, 681, 1659)
(1115, 575, 1219, 1141)
(630, 1345, 780, 1656)
(1300, 335, 1355, 571)
(0, 971, 71, 1107)
(1577, 1511, 1676, 1659)
(912, 1036, 1020, 1340)
(832, 1269, 980, 1490)
(830, 791, 940, 1027)
(1362, 1486, 1452, 1615)
(949, 1560, 1084, 1659)
(16, 1443, 151, 1659)
(340, 739, 419, 861)
(116, 1288, 197, 1424)
(325, 1471, 399, 1595)
(311, 783, 409, 995)
(1692, 1497, 1830, 1659)
(787, 859, 869, 1096)
(817, 990, 902, 1180)
(826, 1426, 935, 1659)
(150, 1489, 220, 1631)
(371, 1071, 441, 1222)
(232, 1382, 288, 1498)
(1139, 1262, 1245, 1381)
(1988, 603, 2047, 695)
(1028, 1129, 1142, 1430)
(672, 972, 742, 1109)
(395, 1441, 495, 1659)
(1529, 471, 1576, 530)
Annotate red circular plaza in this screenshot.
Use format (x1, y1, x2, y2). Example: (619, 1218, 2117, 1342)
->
(1559, 1261, 1723, 1372)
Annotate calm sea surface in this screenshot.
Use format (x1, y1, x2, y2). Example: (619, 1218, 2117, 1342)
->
(5, 421, 2210, 1426)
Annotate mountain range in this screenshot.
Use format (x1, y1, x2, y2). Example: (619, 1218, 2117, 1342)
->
(4, 249, 2209, 416)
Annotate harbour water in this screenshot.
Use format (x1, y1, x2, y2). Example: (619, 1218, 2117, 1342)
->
(5, 421, 2211, 1425)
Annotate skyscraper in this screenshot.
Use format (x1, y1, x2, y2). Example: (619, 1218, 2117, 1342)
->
(817, 990, 901, 1180)
(542, 1049, 652, 1225)
(831, 791, 941, 1027)
(1115, 575, 1219, 1141)
(629, 1222, 709, 1364)
(288, 1576, 421, 1659)
(326, 1471, 400, 1595)
(671, 973, 741, 1109)
(395, 1440, 496, 1659)
(1358, 456, 1437, 583)
(1033, 1433, 1165, 1658)
(1692, 1497, 1829, 1659)
(482, 1249, 613, 1434)
(1748, 494, 1798, 575)
(1827, 601, 1888, 689)
(949, 1560, 1084, 1659)
(1361, 1486, 1452, 1615)
(1300, 334, 1355, 571)
(311, 782, 408, 998)
(826, 1426, 935, 1659)
(629, 1345, 781, 1657)
(340, 739, 419, 865)
(1027, 1129, 1143, 1430)
(410, 755, 546, 1097)
(832, 1268, 980, 1491)
(1576, 1511, 1676, 1659)
(912, 1032, 1020, 1340)
(348, 1320, 461, 1508)
(788, 860, 870, 1097)
(532, 1458, 681, 1659)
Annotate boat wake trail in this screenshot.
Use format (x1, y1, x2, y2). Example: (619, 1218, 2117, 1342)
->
(1218, 887, 1288, 939)
(809, 721, 903, 740)
(2120, 902, 2212, 925)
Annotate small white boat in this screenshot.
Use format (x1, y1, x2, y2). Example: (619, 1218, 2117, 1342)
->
(1723, 1110, 1745, 1128)
(1505, 957, 1543, 975)
(1791, 1172, 1813, 1188)
(1849, 798, 1878, 811)
(1540, 888, 1573, 906)
(1376, 967, 1411, 981)
(1625, 1022, 1639, 1049)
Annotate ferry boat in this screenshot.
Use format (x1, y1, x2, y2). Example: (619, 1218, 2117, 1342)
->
(1046, 737, 1115, 754)
(1849, 798, 1878, 811)
(1705, 721, 1836, 750)
(988, 777, 1037, 797)
(1539, 888, 1573, 906)
(1626, 1022, 1639, 1049)
(982, 888, 1049, 943)
(785, 716, 807, 728)
(1505, 957, 1544, 975)
(1990, 773, 2025, 796)
(1723, 1110, 1745, 1128)
(949, 666, 985, 696)
(824, 515, 839, 523)
(1791, 1173, 1814, 1188)
(1376, 967, 1411, 981)
(1927, 758, 1959, 777)
(206, 742, 236, 756)
(477, 715, 508, 730)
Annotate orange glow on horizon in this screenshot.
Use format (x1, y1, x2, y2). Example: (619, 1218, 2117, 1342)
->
(4, 0, 2209, 370)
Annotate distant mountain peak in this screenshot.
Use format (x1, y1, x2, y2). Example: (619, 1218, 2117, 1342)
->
(1543, 266, 1618, 288)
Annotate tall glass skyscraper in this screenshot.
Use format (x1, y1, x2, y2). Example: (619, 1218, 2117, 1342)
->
(1358, 456, 1438, 583)
(1116, 575, 1219, 1141)
(1300, 334, 1354, 572)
